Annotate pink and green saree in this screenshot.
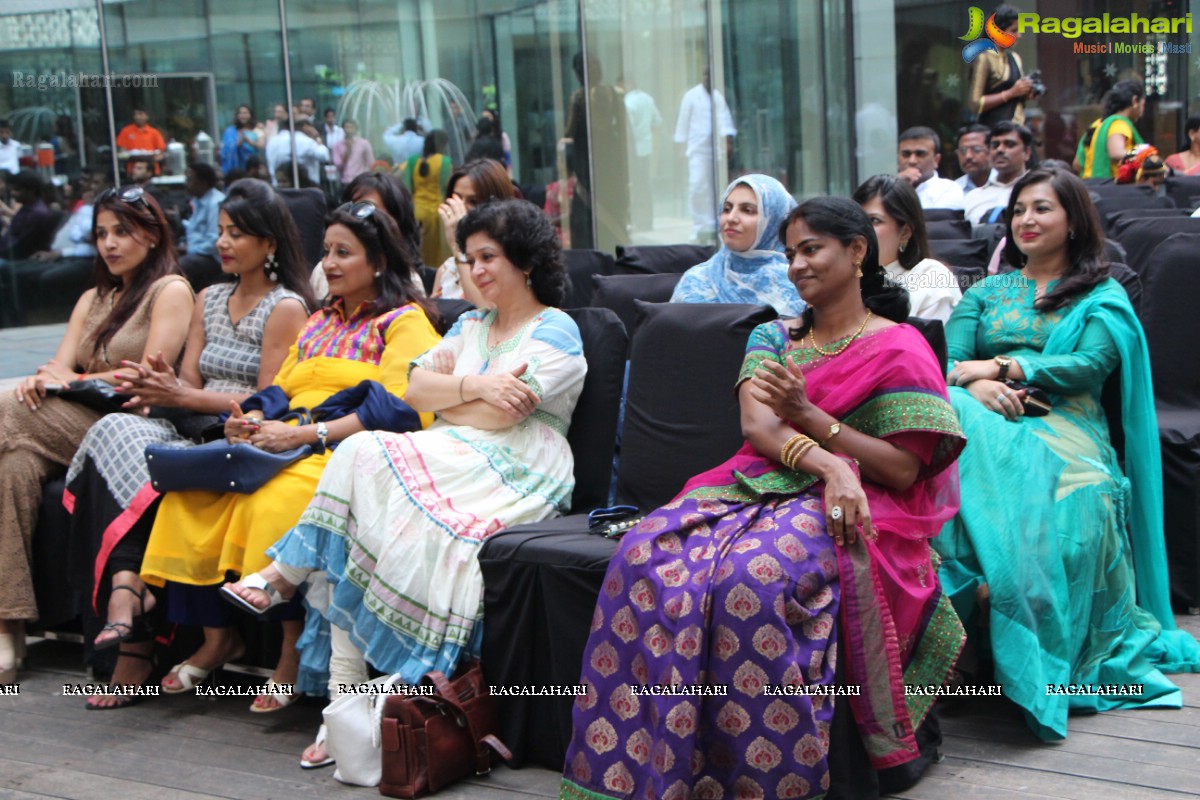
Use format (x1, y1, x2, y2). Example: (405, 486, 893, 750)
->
(561, 321, 965, 800)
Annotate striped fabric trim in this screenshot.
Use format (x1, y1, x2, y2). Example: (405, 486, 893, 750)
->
(297, 301, 418, 365)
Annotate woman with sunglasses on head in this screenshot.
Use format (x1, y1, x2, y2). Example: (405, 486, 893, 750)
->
(0, 186, 194, 686)
(224, 199, 585, 769)
(138, 200, 440, 713)
(310, 170, 424, 302)
(431, 159, 516, 306)
(939, 167, 1200, 740)
(64, 179, 314, 708)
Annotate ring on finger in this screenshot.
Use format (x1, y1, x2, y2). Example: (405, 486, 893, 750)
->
(830, 505, 843, 521)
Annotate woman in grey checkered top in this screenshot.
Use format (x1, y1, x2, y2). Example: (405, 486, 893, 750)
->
(66, 179, 314, 709)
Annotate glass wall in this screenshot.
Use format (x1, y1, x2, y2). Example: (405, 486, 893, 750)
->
(1, 0, 862, 330)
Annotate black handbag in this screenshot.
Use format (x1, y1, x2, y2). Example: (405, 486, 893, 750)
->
(145, 410, 313, 494)
(48, 378, 128, 415)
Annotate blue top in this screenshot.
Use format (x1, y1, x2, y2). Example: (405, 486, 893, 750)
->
(183, 187, 225, 258)
(669, 173, 803, 317)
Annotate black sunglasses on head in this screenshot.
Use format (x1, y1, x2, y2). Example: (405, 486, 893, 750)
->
(337, 200, 378, 221)
(97, 185, 149, 207)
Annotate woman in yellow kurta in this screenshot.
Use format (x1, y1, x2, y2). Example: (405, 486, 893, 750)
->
(140, 201, 440, 708)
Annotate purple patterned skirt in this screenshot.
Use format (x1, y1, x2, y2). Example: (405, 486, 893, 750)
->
(561, 490, 839, 800)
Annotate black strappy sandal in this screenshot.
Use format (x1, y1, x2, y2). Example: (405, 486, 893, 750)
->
(85, 650, 155, 710)
(94, 584, 152, 651)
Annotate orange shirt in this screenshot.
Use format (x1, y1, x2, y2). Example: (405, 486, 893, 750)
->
(117, 123, 166, 174)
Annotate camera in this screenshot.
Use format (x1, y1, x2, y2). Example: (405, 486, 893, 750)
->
(1027, 70, 1046, 98)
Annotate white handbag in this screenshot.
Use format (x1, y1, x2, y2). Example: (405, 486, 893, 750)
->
(323, 673, 405, 787)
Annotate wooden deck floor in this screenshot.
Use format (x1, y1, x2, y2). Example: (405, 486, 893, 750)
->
(2, 614, 1198, 800)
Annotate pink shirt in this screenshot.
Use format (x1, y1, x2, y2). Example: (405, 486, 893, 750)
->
(332, 137, 375, 183)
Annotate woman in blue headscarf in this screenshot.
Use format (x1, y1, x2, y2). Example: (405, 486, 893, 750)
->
(670, 173, 803, 317)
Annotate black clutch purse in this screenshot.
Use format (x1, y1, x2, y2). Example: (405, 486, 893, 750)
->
(1004, 380, 1052, 417)
(48, 378, 127, 415)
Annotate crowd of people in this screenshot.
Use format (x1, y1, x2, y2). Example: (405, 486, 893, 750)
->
(0, 50, 1199, 800)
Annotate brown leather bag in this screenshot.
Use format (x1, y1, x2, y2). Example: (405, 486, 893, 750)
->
(378, 662, 512, 798)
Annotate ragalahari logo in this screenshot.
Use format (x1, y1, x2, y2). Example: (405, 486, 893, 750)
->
(961, 7, 1016, 63)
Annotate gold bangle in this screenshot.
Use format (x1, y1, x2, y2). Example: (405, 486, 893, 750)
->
(780, 434, 808, 468)
(786, 440, 817, 471)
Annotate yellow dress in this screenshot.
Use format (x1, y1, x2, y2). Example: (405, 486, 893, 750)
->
(140, 300, 440, 587)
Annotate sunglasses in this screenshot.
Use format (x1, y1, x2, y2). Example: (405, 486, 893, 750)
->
(97, 185, 149, 207)
(338, 200, 378, 221)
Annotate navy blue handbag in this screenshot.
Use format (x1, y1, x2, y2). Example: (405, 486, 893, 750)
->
(145, 410, 312, 494)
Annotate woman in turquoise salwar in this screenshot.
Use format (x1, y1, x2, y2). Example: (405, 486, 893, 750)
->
(937, 166, 1200, 741)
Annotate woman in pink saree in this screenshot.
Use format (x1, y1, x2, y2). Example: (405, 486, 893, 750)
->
(561, 197, 966, 800)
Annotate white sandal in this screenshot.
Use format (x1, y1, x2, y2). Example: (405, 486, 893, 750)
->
(220, 572, 287, 616)
(161, 661, 214, 694)
(250, 679, 297, 713)
(299, 723, 336, 769)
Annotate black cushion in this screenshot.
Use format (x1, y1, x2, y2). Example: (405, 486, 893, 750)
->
(563, 307, 628, 513)
(906, 317, 948, 375)
(1105, 207, 1192, 230)
(616, 301, 777, 510)
(431, 298, 474, 335)
(589, 273, 683, 348)
(926, 219, 972, 240)
(1142, 232, 1200, 608)
(1108, 216, 1200, 279)
(1104, 238, 1128, 266)
(922, 208, 965, 221)
(1164, 175, 1200, 212)
(613, 243, 715, 275)
(478, 514, 617, 768)
(928, 238, 989, 269)
(562, 249, 614, 308)
(1090, 185, 1175, 232)
(279, 187, 328, 270)
(1107, 262, 1141, 317)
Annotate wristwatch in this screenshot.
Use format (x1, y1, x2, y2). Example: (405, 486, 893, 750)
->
(822, 422, 842, 446)
(314, 421, 330, 454)
(994, 355, 1014, 381)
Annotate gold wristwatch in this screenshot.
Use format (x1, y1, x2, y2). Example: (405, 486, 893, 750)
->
(994, 355, 1014, 381)
(822, 422, 842, 446)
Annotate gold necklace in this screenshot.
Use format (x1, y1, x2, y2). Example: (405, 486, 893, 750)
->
(808, 311, 873, 357)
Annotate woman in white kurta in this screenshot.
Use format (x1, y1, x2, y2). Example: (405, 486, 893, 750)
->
(854, 174, 961, 323)
(223, 199, 586, 766)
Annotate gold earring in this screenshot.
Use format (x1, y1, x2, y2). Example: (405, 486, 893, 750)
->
(854, 259, 863, 278)
(899, 238, 909, 253)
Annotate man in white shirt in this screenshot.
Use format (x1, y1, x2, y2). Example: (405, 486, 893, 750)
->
(266, 120, 329, 187)
(954, 124, 995, 193)
(620, 77, 662, 229)
(322, 108, 344, 152)
(964, 121, 1032, 224)
(897, 126, 964, 211)
(675, 68, 737, 239)
(0, 120, 22, 175)
(383, 118, 425, 163)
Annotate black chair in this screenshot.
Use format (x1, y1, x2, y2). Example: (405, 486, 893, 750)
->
(1104, 238, 1128, 266)
(589, 272, 683, 351)
(922, 208, 965, 221)
(1090, 185, 1175, 233)
(1164, 175, 1200, 212)
(928, 238, 989, 269)
(926, 219, 972, 240)
(1142, 233, 1200, 610)
(1107, 216, 1200, 279)
(279, 187, 328, 269)
(418, 265, 438, 297)
(1107, 262, 1141, 317)
(479, 301, 775, 768)
(613, 243, 715, 275)
(562, 249, 614, 308)
(1105, 207, 1192, 232)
